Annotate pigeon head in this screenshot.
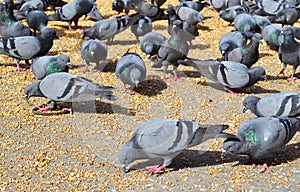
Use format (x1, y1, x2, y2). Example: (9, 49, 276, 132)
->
(249, 66, 267, 81)
(119, 139, 146, 173)
(41, 28, 58, 39)
(112, 0, 125, 13)
(46, 54, 72, 74)
(281, 26, 293, 37)
(242, 96, 260, 113)
(24, 82, 44, 99)
(222, 137, 242, 158)
(252, 33, 263, 44)
(88, 42, 98, 56)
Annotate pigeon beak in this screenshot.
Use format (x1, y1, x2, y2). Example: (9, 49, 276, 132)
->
(24, 95, 29, 102)
(134, 80, 139, 88)
(91, 51, 95, 56)
(221, 150, 229, 158)
(259, 40, 263, 45)
(67, 62, 72, 68)
(262, 75, 267, 80)
(122, 164, 127, 173)
(242, 106, 248, 113)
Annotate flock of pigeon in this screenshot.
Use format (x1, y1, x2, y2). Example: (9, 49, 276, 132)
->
(1, 0, 300, 174)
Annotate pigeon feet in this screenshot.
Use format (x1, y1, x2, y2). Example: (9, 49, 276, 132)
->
(36, 105, 53, 112)
(287, 75, 295, 81)
(226, 89, 241, 96)
(93, 68, 102, 73)
(258, 163, 271, 172)
(82, 68, 90, 73)
(145, 164, 165, 174)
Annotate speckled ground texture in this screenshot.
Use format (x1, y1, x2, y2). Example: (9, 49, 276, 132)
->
(0, 0, 300, 191)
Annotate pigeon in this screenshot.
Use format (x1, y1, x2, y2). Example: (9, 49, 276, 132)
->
(221, 116, 300, 172)
(177, 58, 267, 94)
(0, 27, 57, 72)
(151, 0, 167, 7)
(131, 0, 166, 21)
(82, 13, 141, 43)
(219, 30, 249, 60)
(174, 5, 204, 25)
(139, 32, 167, 59)
(112, 0, 132, 15)
(119, 118, 229, 173)
(206, 0, 226, 11)
(152, 20, 190, 81)
(130, 16, 152, 42)
(26, 9, 48, 35)
(0, 0, 33, 37)
(218, 6, 248, 26)
(80, 39, 107, 72)
(31, 54, 71, 80)
(261, 22, 282, 50)
(24, 72, 117, 112)
(86, 2, 105, 21)
(243, 92, 300, 117)
(179, 0, 205, 12)
(234, 10, 256, 32)
(227, 33, 263, 68)
(252, 14, 271, 30)
(268, 7, 300, 27)
(254, 0, 292, 16)
(277, 26, 300, 80)
(48, 0, 93, 30)
(116, 52, 146, 94)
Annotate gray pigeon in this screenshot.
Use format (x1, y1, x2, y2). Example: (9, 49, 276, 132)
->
(268, 7, 300, 27)
(0, 28, 57, 72)
(152, 20, 190, 81)
(178, 58, 266, 94)
(277, 26, 300, 80)
(24, 72, 117, 112)
(116, 52, 146, 94)
(82, 13, 141, 43)
(45, 0, 68, 11)
(131, 0, 166, 21)
(261, 22, 282, 50)
(26, 9, 48, 35)
(219, 30, 249, 60)
(218, 6, 248, 26)
(139, 32, 167, 59)
(227, 33, 263, 68)
(119, 118, 229, 173)
(112, 0, 132, 15)
(0, 0, 33, 37)
(131, 16, 152, 42)
(48, 0, 93, 30)
(31, 54, 71, 80)
(252, 14, 271, 30)
(254, 0, 292, 16)
(179, 0, 205, 12)
(80, 39, 107, 72)
(206, 0, 244, 11)
(221, 116, 300, 172)
(234, 10, 256, 32)
(174, 6, 204, 25)
(243, 92, 300, 117)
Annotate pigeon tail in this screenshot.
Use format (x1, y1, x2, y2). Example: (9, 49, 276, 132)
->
(82, 27, 95, 39)
(48, 12, 61, 21)
(95, 86, 117, 101)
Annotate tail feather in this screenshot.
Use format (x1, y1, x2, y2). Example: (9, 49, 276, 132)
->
(95, 86, 117, 101)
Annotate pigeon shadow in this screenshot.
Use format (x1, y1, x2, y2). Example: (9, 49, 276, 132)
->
(259, 52, 273, 58)
(197, 25, 213, 32)
(128, 149, 235, 172)
(181, 70, 201, 78)
(72, 100, 135, 116)
(200, 82, 280, 94)
(153, 24, 168, 31)
(75, 60, 117, 73)
(109, 39, 138, 45)
(266, 74, 300, 81)
(190, 43, 211, 50)
(135, 76, 168, 96)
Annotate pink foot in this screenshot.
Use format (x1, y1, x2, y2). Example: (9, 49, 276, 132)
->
(287, 75, 295, 81)
(163, 75, 167, 81)
(174, 75, 181, 81)
(226, 89, 241, 96)
(36, 105, 53, 112)
(82, 68, 89, 73)
(93, 68, 102, 73)
(259, 163, 271, 172)
(145, 164, 165, 173)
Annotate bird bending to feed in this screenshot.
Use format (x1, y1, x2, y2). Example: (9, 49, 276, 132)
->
(24, 72, 117, 113)
(119, 118, 229, 173)
(220, 116, 300, 172)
